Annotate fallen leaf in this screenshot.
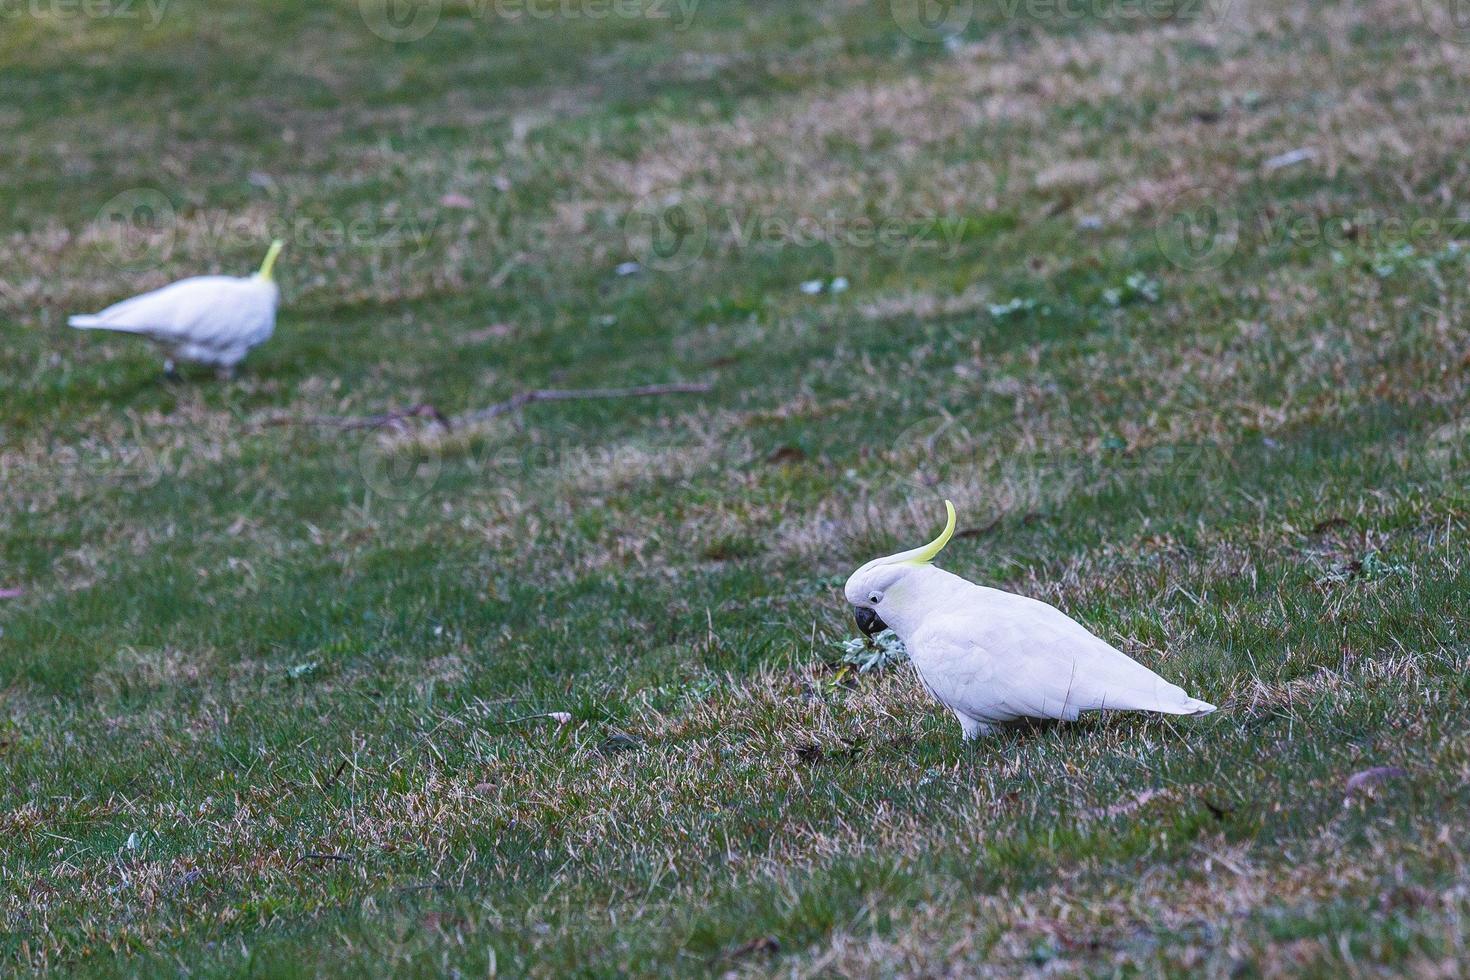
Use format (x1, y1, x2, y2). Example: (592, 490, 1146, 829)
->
(422, 911, 466, 931)
(439, 193, 474, 209)
(955, 517, 1003, 539)
(1344, 766, 1408, 801)
(1081, 787, 1173, 821)
(1263, 147, 1316, 171)
(458, 323, 515, 345)
(1379, 885, 1435, 913)
(793, 737, 864, 764)
(0, 588, 22, 599)
(794, 742, 824, 762)
(725, 936, 780, 959)
(166, 869, 204, 894)
(1201, 797, 1233, 820)
(599, 731, 644, 754)
(764, 445, 806, 465)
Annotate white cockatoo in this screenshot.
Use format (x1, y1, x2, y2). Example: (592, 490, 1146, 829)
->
(69, 240, 284, 379)
(845, 501, 1216, 738)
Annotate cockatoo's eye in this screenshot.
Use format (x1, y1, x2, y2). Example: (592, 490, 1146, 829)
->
(867, 591, 883, 605)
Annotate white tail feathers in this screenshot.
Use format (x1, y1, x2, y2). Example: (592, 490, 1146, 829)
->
(1133, 688, 1216, 717)
(68, 314, 148, 333)
(1180, 698, 1217, 716)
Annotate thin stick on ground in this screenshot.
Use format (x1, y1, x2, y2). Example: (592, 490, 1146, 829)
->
(262, 403, 452, 432)
(262, 381, 713, 433)
(456, 382, 712, 425)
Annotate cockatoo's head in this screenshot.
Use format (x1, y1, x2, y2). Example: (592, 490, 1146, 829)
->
(844, 500, 956, 638)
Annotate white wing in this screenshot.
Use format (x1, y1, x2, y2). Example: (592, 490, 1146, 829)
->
(908, 588, 1214, 724)
(69, 275, 277, 351)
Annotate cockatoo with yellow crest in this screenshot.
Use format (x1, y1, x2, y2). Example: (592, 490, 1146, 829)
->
(845, 501, 1215, 738)
(69, 240, 284, 379)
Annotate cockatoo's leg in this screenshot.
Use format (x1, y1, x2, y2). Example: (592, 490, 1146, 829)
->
(216, 364, 237, 382)
(163, 359, 180, 381)
(956, 713, 995, 740)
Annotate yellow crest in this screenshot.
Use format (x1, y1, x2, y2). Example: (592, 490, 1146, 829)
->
(258, 239, 285, 281)
(859, 500, 957, 569)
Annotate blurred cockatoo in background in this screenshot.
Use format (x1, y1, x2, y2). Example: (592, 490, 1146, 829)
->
(69, 240, 283, 379)
(845, 501, 1216, 738)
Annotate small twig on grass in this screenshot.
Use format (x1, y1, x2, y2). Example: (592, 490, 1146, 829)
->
(456, 381, 713, 426)
(487, 255, 522, 289)
(381, 697, 535, 775)
(316, 759, 349, 793)
(954, 516, 1003, 539)
(261, 381, 712, 433)
(263, 403, 450, 433)
(497, 711, 573, 726)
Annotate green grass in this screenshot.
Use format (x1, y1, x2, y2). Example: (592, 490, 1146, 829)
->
(4, 0, 1470, 974)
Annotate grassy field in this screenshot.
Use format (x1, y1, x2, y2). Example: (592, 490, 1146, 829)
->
(4, 0, 1470, 974)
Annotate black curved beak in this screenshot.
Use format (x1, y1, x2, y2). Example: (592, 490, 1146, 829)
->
(853, 605, 887, 637)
